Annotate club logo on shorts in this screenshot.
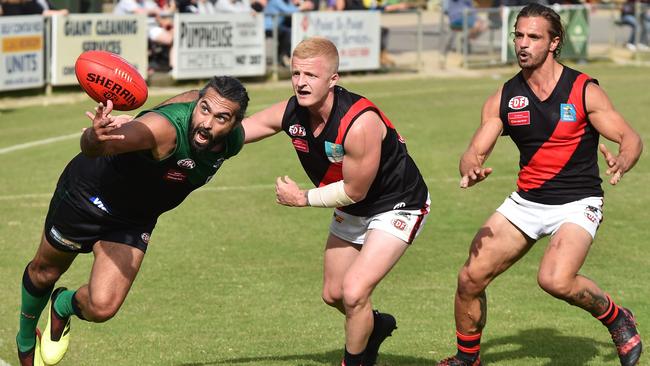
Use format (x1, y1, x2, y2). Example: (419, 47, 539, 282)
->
(141, 232, 150, 244)
(584, 205, 602, 224)
(333, 212, 344, 223)
(288, 124, 306, 137)
(90, 196, 110, 213)
(177, 158, 196, 169)
(393, 202, 406, 210)
(560, 103, 577, 122)
(391, 218, 408, 231)
(324, 141, 344, 163)
(508, 96, 529, 110)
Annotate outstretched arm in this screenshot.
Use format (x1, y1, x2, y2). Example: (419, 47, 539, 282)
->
(586, 82, 643, 185)
(242, 101, 287, 143)
(80, 100, 176, 159)
(459, 87, 504, 188)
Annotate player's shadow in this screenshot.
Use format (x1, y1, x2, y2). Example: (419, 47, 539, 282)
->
(481, 327, 617, 365)
(179, 349, 435, 366)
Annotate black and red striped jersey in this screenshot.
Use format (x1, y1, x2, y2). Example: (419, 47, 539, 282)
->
(499, 65, 604, 204)
(281, 86, 429, 216)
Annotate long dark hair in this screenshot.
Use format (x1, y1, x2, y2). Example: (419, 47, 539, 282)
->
(516, 3, 565, 58)
(199, 76, 250, 124)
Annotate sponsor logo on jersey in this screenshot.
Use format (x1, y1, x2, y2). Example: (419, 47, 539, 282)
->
(397, 133, 406, 144)
(507, 111, 530, 126)
(324, 141, 344, 163)
(141, 232, 150, 244)
(508, 96, 529, 110)
(288, 124, 307, 137)
(177, 158, 196, 169)
(164, 169, 187, 182)
(292, 138, 309, 153)
(560, 103, 577, 122)
(89, 196, 110, 213)
(391, 218, 408, 231)
(49, 226, 82, 250)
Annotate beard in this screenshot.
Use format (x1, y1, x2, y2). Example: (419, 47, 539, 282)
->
(188, 126, 226, 153)
(517, 50, 548, 70)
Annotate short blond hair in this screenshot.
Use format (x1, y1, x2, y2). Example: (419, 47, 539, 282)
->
(292, 37, 339, 73)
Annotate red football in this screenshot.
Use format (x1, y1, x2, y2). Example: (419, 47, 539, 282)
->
(75, 51, 148, 111)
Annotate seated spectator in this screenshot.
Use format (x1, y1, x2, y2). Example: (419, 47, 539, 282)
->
(264, 0, 314, 67)
(619, 0, 650, 51)
(444, 0, 486, 39)
(114, 0, 175, 70)
(215, 0, 254, 13)
(0, 0, 68, 16)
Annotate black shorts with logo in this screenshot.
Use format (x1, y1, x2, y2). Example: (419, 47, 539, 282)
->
(43, 185, 156, 254)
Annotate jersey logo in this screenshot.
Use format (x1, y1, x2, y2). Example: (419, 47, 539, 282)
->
(560, 103, 577, 122)
(508, 96, 529, 110)
(292, 138, 309, 153)
(164, 169, 187, 182)
(177, 158, 196, 169)
(288, 124, 307, 137)
(89, 196, 110, 213)
(324, 141, 344, 163)
(213, 158, 225, 169)
(507, 111, 530, 126)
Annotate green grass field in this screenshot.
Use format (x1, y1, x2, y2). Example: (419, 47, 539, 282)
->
(0, 65, 648, 366)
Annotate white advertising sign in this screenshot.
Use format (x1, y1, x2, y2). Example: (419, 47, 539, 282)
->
(0, 16, 45, 91)
(50, 14, 148, 86)
(291, 11, 381, 71)
(172, 13, 266, 79)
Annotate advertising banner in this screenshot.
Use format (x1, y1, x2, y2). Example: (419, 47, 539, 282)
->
(50, 14, 148, 85)
(291, 11, 381, 71)
(172, 13, 266, 79)
(0, 16, 45, 91)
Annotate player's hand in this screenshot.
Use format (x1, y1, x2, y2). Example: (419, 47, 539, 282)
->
(83, 100, 126, 141)
(275, 176, 307, 207)
(599, 143, 627, 185)
(460, 166, 493, 188)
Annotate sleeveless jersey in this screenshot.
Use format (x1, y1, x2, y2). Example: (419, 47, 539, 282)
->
(281, 86, 429, 216)
(499, 66, 603, 205)
(59, 101, 244, 223)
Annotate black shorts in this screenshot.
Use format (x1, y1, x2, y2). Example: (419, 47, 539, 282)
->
(43, 190, 156, 254)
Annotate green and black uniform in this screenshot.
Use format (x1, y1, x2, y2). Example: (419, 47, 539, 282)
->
(44, 101, 244, 253)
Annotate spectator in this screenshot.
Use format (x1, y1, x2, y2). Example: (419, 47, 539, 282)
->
(114, 0, 175, 71)
(444, 0, 486, 39)
(215, 0, 254, 13)
(264, 0, 314, 67)
(620, 0, 650, 51)
(0, 0, 68, 16)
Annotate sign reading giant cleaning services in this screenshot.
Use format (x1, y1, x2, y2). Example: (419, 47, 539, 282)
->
(172, 13, 265, 79)
(50, 14, 148, 86)
(291, 11, 381, 71)
(0, 16, 44, 91)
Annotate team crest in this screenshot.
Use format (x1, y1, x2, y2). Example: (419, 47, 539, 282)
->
(141, 232, 151, 244)
(560, 104, 577, 122)
(177, 158, 196, 169)
(508, 96, 529, 110)
(324, 141, 344, 163)
(391, 218, 408, 231)
(288, 124, 307, 137)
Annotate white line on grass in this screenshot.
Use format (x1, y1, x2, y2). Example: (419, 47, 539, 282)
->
(0, 132, 81, 155)
(0, 358, 12, 366)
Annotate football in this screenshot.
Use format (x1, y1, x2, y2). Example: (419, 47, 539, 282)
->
(75, 51, 148, 111)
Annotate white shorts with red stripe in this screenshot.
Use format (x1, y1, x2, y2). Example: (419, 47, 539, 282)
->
(496, 191, 604, 240)
(329, 195, 430, 245)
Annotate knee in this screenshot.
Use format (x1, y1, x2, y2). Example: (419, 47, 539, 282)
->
(322, 287, 343, 308)
(457, 266, 490, 299)
(341, 283, 370, 311)
(84, 298, 120, 323)
(537, 271, 573, 300)
(27, 260, 63, 288)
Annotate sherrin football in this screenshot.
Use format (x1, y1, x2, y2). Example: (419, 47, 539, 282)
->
(75, 50, 148, 111)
